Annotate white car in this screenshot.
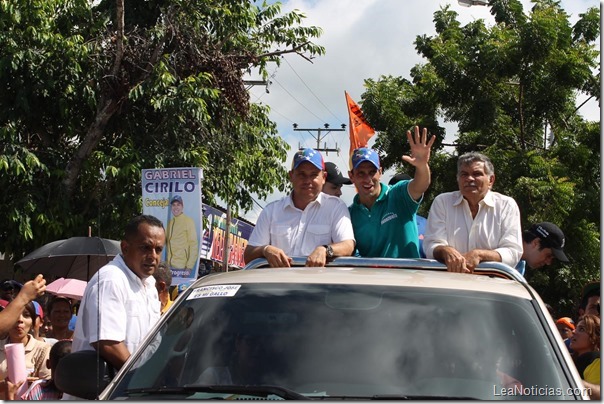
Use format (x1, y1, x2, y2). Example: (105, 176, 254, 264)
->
(56, 257, 588, 400)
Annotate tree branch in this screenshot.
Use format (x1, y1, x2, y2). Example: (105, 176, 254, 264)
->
(62, 0, 126, 199)
(111, 0, 125, 78)
(518, 82, 526, 150)
(256, 41, 313, 60)
(62, 97, 120, 198)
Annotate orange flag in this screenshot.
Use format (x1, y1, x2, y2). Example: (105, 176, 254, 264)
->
(345, 91, 375, 162)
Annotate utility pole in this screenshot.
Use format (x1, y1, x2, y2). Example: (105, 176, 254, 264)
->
(222, 205, 231, 272)
(293, 123, 346, 155)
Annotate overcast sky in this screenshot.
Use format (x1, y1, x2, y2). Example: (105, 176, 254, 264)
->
(240, 0, 600, 223)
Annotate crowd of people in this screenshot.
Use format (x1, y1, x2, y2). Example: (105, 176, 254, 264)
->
(0, 127, 598, 399)
(0, 215, 170, 399)
(548, 281, 601, 399)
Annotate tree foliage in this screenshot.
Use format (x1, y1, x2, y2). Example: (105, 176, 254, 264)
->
(0, 0, 324, 259)
(361, 0, 600, 316)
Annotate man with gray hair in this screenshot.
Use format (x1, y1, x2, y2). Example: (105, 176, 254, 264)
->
(423, 152, 522, 273)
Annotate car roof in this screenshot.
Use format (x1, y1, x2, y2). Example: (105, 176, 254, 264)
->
(194, 266, 533, 300)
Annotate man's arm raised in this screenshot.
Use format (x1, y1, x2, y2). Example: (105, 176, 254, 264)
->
(404, 126, 436, 201)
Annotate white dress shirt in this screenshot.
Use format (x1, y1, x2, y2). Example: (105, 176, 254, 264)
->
(248, 192, 355, 256)
(72, 254, 161, 356)
(423, 190, 522, 267)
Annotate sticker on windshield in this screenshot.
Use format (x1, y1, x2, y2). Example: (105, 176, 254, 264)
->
(186, 285, 241, 299)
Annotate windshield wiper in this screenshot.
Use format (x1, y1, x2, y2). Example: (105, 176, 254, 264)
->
(125, 384, 310, 400)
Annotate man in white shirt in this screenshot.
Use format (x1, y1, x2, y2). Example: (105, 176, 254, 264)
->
(71, 215, 165, 370)
(244, 148, 355, 267)
(423, 152, 522, 273)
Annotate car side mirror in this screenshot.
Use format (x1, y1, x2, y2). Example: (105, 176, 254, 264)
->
(55, 350, 115, 399)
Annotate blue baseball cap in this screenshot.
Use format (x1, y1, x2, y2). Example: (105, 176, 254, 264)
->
(292, 148, 324, 170)
(170, 195, 183, 204)
(351, 148, 380, 170)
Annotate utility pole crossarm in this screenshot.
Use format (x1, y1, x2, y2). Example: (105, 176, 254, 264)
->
(293, 123, 346, 156)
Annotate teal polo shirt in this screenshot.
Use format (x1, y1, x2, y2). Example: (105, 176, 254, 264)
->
(349, 181, 421, 258)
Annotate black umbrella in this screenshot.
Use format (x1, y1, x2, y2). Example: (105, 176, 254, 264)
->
(16, 237, 122, 281)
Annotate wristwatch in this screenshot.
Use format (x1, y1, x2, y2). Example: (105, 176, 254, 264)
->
(323, 244, 334, 258)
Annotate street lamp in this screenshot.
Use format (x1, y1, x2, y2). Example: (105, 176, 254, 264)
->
(458, 0, 488, 6)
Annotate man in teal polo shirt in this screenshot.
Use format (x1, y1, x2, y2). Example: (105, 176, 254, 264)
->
(348, 126, 435, 258)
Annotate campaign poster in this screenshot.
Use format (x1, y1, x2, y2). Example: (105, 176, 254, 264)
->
(142, 168, 203, 285)
(201, 204, 254, 269)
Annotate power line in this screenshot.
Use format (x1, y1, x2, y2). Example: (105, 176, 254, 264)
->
(250, 86, 315, 150)
(283, 58, 343, 123)
(247, 193, 265, 212)
(249, 70, 300, 126)
(272, 77, 325, 122)
(248, 58, 349, 165)
(251, 92, 297, 125)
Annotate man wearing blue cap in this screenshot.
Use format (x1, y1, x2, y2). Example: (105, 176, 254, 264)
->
(244, 148, 355, 267)
(348, 126, 435, 258)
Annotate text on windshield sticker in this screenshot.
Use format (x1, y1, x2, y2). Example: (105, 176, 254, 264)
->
(187, 285, 241, 299)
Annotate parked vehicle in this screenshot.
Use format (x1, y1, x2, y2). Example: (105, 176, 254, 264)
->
(56, 257, 589, 400)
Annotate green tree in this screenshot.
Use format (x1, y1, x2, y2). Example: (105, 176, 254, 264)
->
(0, 0, 324, 259)
(361, 0, 600, 316)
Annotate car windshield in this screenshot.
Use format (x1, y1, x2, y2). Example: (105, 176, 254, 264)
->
(108, 283, 575, 400)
